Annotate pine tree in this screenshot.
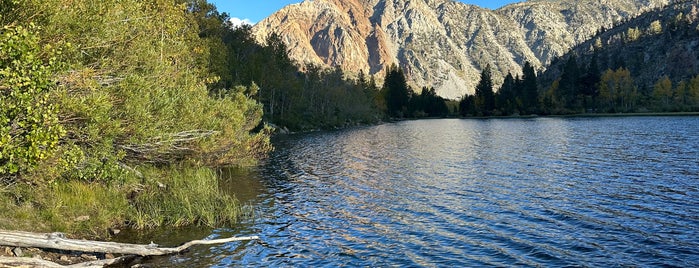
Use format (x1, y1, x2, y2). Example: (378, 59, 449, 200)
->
(581, 55, 601, 110)
(521, 62, 539, 114)
(497, 72, 517, 115)
(558, 56, 581, 110)
(382, 64, 411, 118)
(474, 65, 495, 116)
(459, 94, 476, 116)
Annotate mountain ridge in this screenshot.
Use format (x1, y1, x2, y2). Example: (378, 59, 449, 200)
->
(252, 0, 669, 99)
(542, 0, 699, 89)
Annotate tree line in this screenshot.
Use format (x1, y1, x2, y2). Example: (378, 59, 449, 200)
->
(378, 64, 451, 118)
(215, 26, 381, 130)
(369, 55, 699, 119)
(0, 0, 279, 234)
(455, 56, 699, 117)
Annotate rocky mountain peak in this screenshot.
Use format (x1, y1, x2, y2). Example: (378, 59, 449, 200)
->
(253, 0, 669, 99)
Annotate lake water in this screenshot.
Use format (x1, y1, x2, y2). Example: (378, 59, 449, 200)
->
(143, 117, 699, 267)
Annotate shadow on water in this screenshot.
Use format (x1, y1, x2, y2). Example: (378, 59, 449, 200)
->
(218, 167, 268, 205)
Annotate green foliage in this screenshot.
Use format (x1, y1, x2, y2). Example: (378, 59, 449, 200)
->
(647, 75, 699, 112)
(464, 61, 539, 117)
(0, 24, 65, 179)
(520, 62, 540, 114)
(0, 178, 129, 237)
(409, 87, 449, 118)
(580, 55, 601, 108)
(217, 25, 379, 130)
(543, 60, 699, 114)
(653, 76, 673, 109)
(38, 181, 130, 236)
(495, 72, 517, 115)
(557, 56, 582, 110)
(537, 1, 699, 114)
(541, 55, 602, 113)
(459, 94, 476, 117)
(0, 165, 241, 236)
(599, 68, 638, 112)
(0, 0, 273, 234)
(675, 80, 689, 108)
(473, 65, 495, 116)
(382, 64, 411, 118)
(35, 0, 270, 171)
(129, 166, 242, 229)
(690, 75, 699, 106)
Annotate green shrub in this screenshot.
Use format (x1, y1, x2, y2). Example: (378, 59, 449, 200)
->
(0, 24, 65, 180)
(0, 0, 271, 235)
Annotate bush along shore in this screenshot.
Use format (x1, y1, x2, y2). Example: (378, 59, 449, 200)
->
(1, 0, 272, 238)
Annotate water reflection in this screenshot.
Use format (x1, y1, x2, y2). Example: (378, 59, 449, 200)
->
(143, 117, 699, 267)
(218, 167, 266, 205)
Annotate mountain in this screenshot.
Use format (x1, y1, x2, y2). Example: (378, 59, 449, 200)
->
(252, 0, 669, 99)
(541, 0, 699, 90)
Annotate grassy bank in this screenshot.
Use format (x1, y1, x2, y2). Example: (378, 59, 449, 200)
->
(0, 166, 243, 238)
(1, 1, 270, 238)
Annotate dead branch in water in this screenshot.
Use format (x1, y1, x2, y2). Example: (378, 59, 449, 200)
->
(0, 230, 259, 267)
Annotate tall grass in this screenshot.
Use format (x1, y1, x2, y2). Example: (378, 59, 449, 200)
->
(0, 166, 243, 238)
(0, 181, 128, 237)
(129, 166, 242, 229)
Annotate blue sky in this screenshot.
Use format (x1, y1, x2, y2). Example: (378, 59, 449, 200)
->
(209, 0, 520, 26)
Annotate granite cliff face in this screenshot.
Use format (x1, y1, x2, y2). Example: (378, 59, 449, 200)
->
(252, 0, 668, 99)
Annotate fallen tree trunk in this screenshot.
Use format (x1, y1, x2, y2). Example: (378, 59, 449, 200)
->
(0, 230, 259, 256)
(0, 256, 130, 268)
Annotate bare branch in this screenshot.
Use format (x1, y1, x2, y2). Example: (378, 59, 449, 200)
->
(0, 230, 259, 256)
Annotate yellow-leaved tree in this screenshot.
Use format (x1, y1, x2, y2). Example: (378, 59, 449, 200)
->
(599, 68, 638, 112)
(653, 76, 673, 109)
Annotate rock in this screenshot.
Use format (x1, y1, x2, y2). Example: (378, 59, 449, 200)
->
(12, 247, 22, 257)
(109, 228, 121, 236)
(80, 254, 98, 261)
(253, 0, 669, 99)
(59, 255, 70, 262)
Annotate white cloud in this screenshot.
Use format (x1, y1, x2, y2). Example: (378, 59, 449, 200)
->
(229, 17, 254, 28)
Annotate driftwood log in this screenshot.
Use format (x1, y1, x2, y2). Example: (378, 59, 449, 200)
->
(0, 256, 127, 268)
(0, 230, 259, 267)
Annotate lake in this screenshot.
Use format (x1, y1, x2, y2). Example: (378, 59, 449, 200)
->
(140, 117, 699, 267)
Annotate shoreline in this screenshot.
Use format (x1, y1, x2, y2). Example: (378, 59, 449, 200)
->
(460, 112, 699, 119)
(549, 112, 699, 118)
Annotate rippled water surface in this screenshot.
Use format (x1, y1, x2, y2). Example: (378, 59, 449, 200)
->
(150, 117, 699, 267)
